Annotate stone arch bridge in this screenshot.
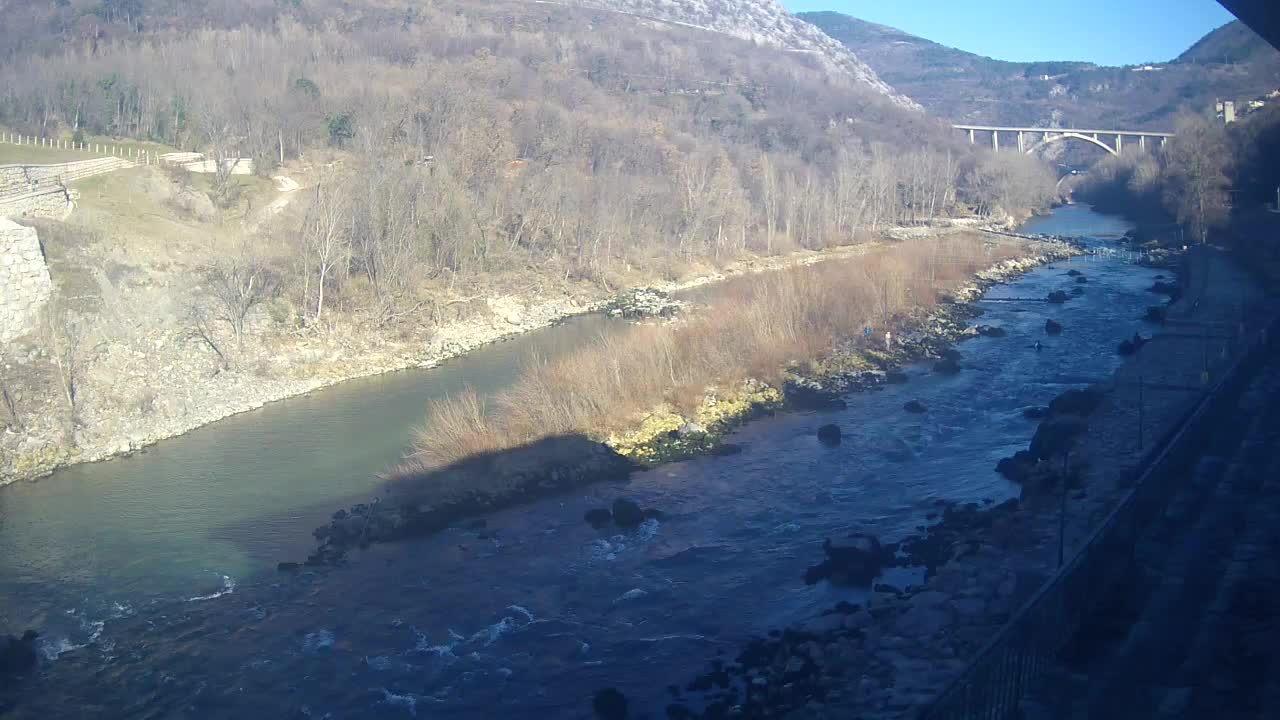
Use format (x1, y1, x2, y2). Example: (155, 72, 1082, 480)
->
(953, 125, 1175, 156)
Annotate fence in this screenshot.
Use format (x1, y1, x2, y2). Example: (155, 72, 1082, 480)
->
(918, 308, 1279, 719)
(0, 131, 155, 164)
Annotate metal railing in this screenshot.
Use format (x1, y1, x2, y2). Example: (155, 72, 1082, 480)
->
(918, 310, 1278, 719)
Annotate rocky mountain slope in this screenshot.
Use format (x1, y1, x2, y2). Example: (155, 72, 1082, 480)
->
(802, 13, 1280, 130)
(1178, 18, 1278, 65)
(541, 0, 919, 108)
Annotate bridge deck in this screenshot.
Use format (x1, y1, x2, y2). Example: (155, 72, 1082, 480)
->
(953, 124, 1174, 137)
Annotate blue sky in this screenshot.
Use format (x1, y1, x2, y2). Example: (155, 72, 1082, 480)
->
(782, 1, 1237, 66)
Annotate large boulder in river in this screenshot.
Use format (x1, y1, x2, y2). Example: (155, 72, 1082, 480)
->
(996, 450, 1037, 484)
(904, 400, 929, 414)
(592, 688, 629, 720)
(0, 631, 38, 676)
(804, 533, 886, 586)
(1118, 334, 1149, 356)
(1048, 388, 1104, 417)
(1067, 269, 1083, 277)
(1045, 319, 1063, 335)
(787, 383, 847, 411)
(584, 508, 613, 529)
(933, 356, 961, 374)
(1047, 290, 1071, 304)
(1030, 416, 1089, 461)
(611, 498, 646, 529)
(817, 424, 842, 446)
(976, 325, 1007, 338)
(1144, 306, 1167, 324)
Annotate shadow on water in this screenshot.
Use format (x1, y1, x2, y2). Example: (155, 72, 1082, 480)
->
(212, 433, 636, 569)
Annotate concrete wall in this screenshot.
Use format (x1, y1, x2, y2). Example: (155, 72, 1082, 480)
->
(0, 218, 54, 343)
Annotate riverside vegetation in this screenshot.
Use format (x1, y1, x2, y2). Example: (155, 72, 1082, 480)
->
(1070, 106, 1280, 271)
(303, 231, 1078, 566)
(406, 233, 1060, 472)
(0, 0, 1062, 483)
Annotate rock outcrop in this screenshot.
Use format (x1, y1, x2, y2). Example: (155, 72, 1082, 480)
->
(817, 424, 842, 446)
(805, 533, 889, 586)
(0, 630, 38, 677)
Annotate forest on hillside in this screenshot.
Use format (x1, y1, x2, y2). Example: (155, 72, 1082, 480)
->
(0, 0, 1056, 326)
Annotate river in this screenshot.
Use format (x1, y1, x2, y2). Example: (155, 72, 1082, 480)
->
(1, 206, 1152, 717)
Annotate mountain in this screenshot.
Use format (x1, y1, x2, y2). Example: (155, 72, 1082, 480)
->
(801, 12, 1280, 131)
(543, 1, 919, 108)
(1177, 19, 1277, 65)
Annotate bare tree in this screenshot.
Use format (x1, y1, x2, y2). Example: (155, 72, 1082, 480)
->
(757, 153, 779, 254)
(0, 363, 22, 433)
(204, 242, 279, 347)
(40, 302, 88, 432)
(1162, 114, 1231, 244)
(185, 301, 231, 373)
(299, 176, 352, 325)
(197, 108, 244, 209)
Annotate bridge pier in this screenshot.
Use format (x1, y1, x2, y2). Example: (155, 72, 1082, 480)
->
(1018, 131, 1025, 152)
(1116, 134, 1122, 153)
(993, 131, 999, 152)
(1140, 135, 1146, 151)
(969, 128, 975, 145)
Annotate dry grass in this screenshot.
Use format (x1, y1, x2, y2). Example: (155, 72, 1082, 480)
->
(406, 233, 1029, 469)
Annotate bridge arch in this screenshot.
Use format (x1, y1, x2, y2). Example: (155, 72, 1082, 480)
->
(1025, 132, 1118, 157)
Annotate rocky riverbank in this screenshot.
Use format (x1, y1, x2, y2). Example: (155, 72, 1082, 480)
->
(604, 241, 1084, 467)
(300, 238, 1080, 566)
(0, 238, 901, 487)
(650, 248, 1269, 720)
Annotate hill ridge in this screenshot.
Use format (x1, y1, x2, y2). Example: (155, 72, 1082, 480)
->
(540, 0, 920, 109)
(802, 12, 1280, 131)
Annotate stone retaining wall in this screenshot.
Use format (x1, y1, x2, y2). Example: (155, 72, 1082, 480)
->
(0, 158, 134, 201)
(0, 218, 53, 343)
(0, 186, 74, 220)
(0, 165, 32, 197)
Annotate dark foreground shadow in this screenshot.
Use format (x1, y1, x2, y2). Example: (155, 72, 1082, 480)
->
(296, 434, 636, 567)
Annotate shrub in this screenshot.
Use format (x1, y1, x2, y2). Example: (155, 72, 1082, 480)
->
(408, 233, 1028, 468)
